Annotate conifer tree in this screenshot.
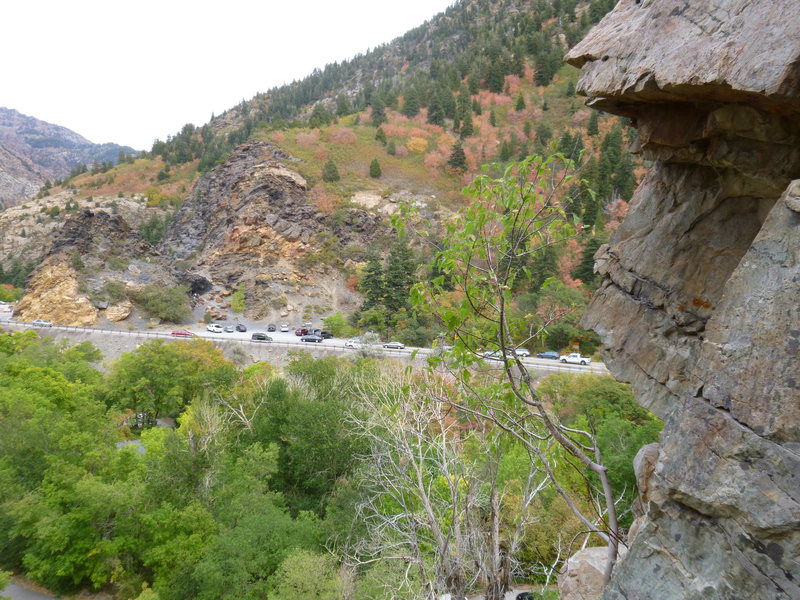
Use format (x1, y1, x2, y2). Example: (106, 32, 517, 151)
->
(322, 159, 341, 183)
(360, 254, 385, 309)
(371, 97, 387, 127)
(587, 111, 600, 136)
(427, 93, 445, 126)
(386, 140, 396, 155)
(369, 159, 382, 179)
(515, 94, 526, 111)
(383, 236, 415, 313)
(460, 110, 474, 138)
(489, 109, 497, 127)
(447, 142, 468, 171)
(375, 127, 387, 145)
(401, 87, 421, 118)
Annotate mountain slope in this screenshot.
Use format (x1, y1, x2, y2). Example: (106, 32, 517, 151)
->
(0, 107, 136, 206)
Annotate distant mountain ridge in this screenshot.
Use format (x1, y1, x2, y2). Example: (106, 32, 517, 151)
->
(0, 107, 136, 206)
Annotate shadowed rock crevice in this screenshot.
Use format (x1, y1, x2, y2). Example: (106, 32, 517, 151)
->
(566, 1, 800, 598)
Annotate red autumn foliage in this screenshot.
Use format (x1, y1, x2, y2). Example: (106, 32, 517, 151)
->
(505, 74, 522, 95)
(330, 128, 358, 145)
(408, 127, 432, 139)
(310, 185, 339, 215)
(296, 131, 320, 147)
(394, 145, 409, 158)
(558, 238, 582, 280)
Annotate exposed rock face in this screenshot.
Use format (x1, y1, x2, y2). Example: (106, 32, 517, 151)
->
(565, 2, 800, 598)
(160, 140, 385, 320)
(559, 547, 627, 600)
(15, 210, 200, 327)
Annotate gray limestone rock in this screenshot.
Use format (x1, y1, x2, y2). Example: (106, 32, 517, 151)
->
(567, 1, 800, 598)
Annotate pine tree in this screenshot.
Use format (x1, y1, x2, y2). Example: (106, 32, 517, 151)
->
(386, 140, 396, 155)
(371, 97, 387, 127)
(401, 87, 420, 118)
(360, 254, 385, 309)
(587, 111, 600, 136)
(460, 110, 474, 138)
(322, 160, 340, 183)
(427, 93, 444, 126)
(572, 237, 605, 288)
(375, 127, 387, 145)
(447, 142, 468, 171)
(336, 93, 352, 117)
(369, 159, 382, 178)
(383, 237, 415, 312)
(472, 98, 482, 115)
(515, 94, 526, 111)
(489, 109, 497, 127)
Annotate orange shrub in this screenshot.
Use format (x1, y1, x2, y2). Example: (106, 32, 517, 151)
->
(296, 131, 319, 147)
(381, 124, 406, 138)
(505, 74, 522, 95)
(330, 128, 357, 145)
(314, 147, 328, 161)
(408, 127, 432, 139)
(271, 130, 285, 143)
(310, 185, 339, 215)
(424, 150, 447, 169)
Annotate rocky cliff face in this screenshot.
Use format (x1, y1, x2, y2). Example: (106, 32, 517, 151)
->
(14, 210, 199, 327)
(160, 140, 384, 321)
(565, 1, 800, 598)
(0, 107, 135, 206)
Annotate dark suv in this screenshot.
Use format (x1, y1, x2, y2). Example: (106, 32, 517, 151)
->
(251, 332, 272, 342)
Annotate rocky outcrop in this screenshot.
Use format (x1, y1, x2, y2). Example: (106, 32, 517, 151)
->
(565, 2, 800, 598)
(15, 210, 199, 327)
(160, 140, 385, 320)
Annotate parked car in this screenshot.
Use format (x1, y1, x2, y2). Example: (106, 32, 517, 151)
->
(280, 324, 289, 332)
(31, 319, 53, 327)
(295, 327, 309, 336)
(383, 341, 405, 349)
(514, 348, 531, 357)
(236, 324, 247, 332)
(251, 332, 272, 342)
(171, 329, 194, 337)
(300, 334, 323, 343)
(560, 352, 592, 365)
(536, 350, 560, 360)
(224, 325, 236, 333)
(206, 323, 223, 333)
(267, 323, 276, 332)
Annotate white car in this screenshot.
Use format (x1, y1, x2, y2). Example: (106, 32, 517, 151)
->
(560, 352, 592, 366)
(206, 323, 224, 333)
(280, 324, 289, 332)
(345, 338, 362, 349)
(31, 319, 53, 327)
(514, 348, 531, 357)
(382, 341, 405, 349)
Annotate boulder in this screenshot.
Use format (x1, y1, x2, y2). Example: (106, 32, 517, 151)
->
(559, 547, 626, 600)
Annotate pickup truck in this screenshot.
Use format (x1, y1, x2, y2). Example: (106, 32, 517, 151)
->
(560, 352, 592, 365)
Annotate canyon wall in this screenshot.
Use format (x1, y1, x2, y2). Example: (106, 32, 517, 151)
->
(565, 1, 800, 598)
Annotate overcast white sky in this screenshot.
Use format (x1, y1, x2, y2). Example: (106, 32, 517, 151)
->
(2, 0, 456, 150)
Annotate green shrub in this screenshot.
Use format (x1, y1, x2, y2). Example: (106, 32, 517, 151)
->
(230, 283, 246, 313)
(132, 285, 191, 323)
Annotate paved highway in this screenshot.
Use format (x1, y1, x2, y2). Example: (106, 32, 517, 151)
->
(0, 314, 607, 375)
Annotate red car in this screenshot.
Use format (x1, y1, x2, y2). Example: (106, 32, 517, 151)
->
(171, 330, 194, 337)
(295, 327, 309, 336)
